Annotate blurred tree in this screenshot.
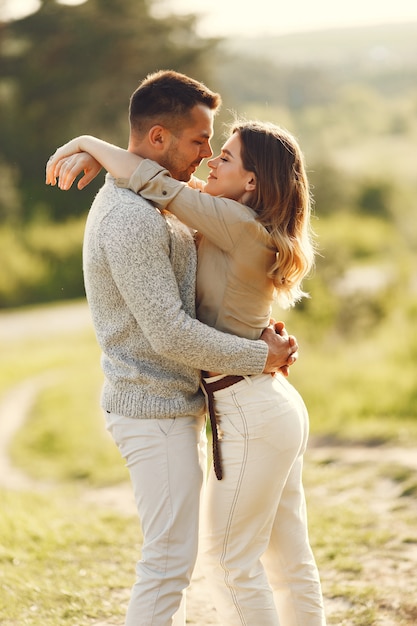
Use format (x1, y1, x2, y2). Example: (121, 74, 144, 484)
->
(308, 162, 355, 217)
(0, 0, 218, 221)
(356, 178, 393, 218)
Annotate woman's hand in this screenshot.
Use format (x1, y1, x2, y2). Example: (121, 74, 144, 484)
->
(46, 152, 102, 190)
(46, 134, 142, 189)
(46, 136, 102, 189)
(46, 137, 86, 183)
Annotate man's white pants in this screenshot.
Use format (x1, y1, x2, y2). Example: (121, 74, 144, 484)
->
(106, 412, 206, 626)
(200, 373, 326, 626)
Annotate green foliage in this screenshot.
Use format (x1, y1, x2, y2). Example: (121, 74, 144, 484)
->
(271, 206, 417, 442)
(0, 0, 218, 222)
(315, 213, 403, 266)
(356, 178, 395, 218)
(283, 212, 406, 341)
(0, 218, 85, 307)
(278, 291, 417, 442)
(308, 162, 356, 216)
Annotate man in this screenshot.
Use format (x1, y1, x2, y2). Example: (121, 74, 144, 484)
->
(46, 70, 297, 626)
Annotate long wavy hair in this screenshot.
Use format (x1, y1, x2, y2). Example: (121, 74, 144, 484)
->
(232, 120, 316, 308)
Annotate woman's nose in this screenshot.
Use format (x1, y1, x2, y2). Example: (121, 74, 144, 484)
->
(207, 155, 218, 168)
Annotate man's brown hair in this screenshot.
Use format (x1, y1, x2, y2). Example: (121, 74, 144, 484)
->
(129, 70, 221, 135)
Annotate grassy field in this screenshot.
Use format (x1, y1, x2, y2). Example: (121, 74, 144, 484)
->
(1, 300, 416, 624)
(1, 489, 137, 625)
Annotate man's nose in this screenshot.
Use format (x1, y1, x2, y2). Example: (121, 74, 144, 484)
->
(201, 142, 213, 159)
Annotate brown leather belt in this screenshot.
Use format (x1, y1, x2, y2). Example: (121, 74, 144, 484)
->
(201, 375, 245, 480)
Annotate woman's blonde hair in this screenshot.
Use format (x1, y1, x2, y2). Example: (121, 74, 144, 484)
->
(231, 119, 315, 308)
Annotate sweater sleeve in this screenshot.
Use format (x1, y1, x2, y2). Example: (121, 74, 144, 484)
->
(97, 197, 268, 375)
(116, 160, 257, 252)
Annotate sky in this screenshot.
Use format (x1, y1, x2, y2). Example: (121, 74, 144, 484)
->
(3, 0, 417, 36)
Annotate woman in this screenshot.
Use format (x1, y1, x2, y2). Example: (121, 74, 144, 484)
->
(46, 120, 326, 626)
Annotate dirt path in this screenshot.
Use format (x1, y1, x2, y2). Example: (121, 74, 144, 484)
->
(1, 302, 417, 625)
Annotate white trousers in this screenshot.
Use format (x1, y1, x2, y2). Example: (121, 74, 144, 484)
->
(200, 374, 326, 626)
(106, 412, 207, 626)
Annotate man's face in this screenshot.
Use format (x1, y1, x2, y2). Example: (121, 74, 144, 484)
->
(161, 104, 214, 181)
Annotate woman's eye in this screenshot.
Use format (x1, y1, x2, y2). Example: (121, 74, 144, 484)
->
(220, 157, 228, 162)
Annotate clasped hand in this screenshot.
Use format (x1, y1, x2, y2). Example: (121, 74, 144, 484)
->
(261, 320, 298, 377)
(46, 138, 101, 190)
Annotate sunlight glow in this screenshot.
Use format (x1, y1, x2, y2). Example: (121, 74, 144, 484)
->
(3, 0, 417, 35)
(153, 0, 417, 37)
(0, 0, 87, 21)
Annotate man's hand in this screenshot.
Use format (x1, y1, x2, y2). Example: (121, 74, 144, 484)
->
(272, 320, 297, 377)
(46, 152, 102, 190)
(261, 323, 298, 376)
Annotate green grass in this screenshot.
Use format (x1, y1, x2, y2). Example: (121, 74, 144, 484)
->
(2, 322, 128, 486)
(0, 488, 138, 625)
(11, 341, 128, 485)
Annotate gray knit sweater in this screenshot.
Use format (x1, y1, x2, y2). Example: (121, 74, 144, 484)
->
(83, 175, 268, 419)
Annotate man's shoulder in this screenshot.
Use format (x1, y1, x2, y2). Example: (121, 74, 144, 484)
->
(90, 177, 166, 227)
(84, 179, 174, 256)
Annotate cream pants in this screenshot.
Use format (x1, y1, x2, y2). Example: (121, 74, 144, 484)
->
(106, 412, 206, 626)
(200, 373, 326, 626)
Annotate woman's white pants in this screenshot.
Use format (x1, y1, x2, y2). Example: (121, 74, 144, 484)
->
(200, 373, 326, 626)
(106, 412, 206, 626)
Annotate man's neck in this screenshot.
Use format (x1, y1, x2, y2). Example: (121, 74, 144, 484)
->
(128, 138, 155, 161)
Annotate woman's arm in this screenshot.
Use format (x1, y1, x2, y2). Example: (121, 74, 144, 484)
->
(45, 135, 142, 190)
(122, 160, 256, 252)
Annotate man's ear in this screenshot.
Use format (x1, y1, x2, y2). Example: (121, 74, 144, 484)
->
(245, 174, 257, 193)
(148, 125, 170, 150)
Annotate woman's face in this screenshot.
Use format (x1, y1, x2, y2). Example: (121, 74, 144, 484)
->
(204, 132, 255, 202)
